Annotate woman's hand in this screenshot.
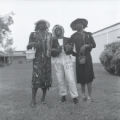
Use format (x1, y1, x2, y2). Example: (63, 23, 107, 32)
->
(64, 44, 73, 55)
(27, 42, 37, 50)
(51, 46, 62, 57)
(80, 44, 90, 52)
(84, 44, 90, 48)
(80, 45, 86, 53)
(65, 44, 72, 52)
(51, 48, 60, 57)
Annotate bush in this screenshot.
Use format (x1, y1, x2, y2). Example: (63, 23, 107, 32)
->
(99, 41, 120, 76)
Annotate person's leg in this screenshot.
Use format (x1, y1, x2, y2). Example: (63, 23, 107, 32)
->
(31, 87, 38, 106)
(81, 84, 85, 96)
(81, 84, 87, 101)
(54, 61, 67, 102)
(64, 58, 78, 104)
(87, 82, 92, 100)
(41, 88, 47, 103)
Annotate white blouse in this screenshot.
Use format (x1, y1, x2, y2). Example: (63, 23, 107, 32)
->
(58, 39, 63, 46)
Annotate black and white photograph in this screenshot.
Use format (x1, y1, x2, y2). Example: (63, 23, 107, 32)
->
(0, 0, 120, 119)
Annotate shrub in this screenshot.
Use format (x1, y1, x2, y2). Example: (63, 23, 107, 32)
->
(99, 41, 120, 76)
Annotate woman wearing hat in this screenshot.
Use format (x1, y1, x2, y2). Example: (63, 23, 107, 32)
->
(51, 25, 79, 104)
(27, 20, 52, 106)
(70, 18, 96, 101)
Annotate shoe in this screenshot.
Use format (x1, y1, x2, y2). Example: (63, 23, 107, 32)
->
(41, 101, 46, 104)
(82, 96, 87, 101)
(41, 97, 46, 104)
(73, 97, 79, 104)
(87, 96, 93, 102)
(30, 101, 36, 108)
(61, 96, 66, 102)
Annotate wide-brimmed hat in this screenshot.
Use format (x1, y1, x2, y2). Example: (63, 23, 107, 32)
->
(35, 19, 50, 31)
(70, 18, 88, 30)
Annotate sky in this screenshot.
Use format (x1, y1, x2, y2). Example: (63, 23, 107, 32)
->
(0, 0, 120, 50)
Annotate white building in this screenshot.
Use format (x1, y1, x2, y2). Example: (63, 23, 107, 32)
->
(12, 51, 26, 64)
(92, 22, 120, 63)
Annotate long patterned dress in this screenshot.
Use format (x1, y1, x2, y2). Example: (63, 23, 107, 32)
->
(70, 31, 96, 85)
(27, 31, 52, 89)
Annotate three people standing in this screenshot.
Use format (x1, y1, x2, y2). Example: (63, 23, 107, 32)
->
(27, 18, 96, 106)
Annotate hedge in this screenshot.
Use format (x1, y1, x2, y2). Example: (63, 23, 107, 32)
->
(99, 41, 120, 76)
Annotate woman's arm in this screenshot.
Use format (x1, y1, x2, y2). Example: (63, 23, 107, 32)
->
(69, 35, 77, 56)
(27, 32, 37, 50)
(51, 38, 62, 57)
(85, 33, 96, 52)
(90, 34, 96, 48)
(46, 33, 52, 57)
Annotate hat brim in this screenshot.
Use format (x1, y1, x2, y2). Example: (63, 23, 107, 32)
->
(70, 18, 88, 30)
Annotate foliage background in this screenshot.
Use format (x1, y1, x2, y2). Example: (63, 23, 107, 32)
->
(100, 41, 120, 76)
(0, 12, 14, 53)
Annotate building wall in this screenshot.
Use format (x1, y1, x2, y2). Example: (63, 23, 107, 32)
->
(92, 25, 120, 63)
(12, 56, 26, 64)
(108, 28, 120, 43)
(91, 33, 107, 63)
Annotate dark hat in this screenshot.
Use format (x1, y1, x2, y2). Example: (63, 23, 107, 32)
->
(70, 18, 88, 30)
(34, 19, 50, 31)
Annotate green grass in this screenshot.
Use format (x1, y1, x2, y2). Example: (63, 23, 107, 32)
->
(0, 62, 120, 120)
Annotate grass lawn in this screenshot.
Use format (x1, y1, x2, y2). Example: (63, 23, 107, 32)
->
(0, 62, 120, 120)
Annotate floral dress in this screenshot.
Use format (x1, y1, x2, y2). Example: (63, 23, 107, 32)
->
(27, 31, 52, 89)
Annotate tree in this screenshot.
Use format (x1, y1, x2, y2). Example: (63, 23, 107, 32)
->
(0, 12, 14, 53)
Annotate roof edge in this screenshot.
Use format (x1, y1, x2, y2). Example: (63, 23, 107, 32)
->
(93, 22, 120, 34)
